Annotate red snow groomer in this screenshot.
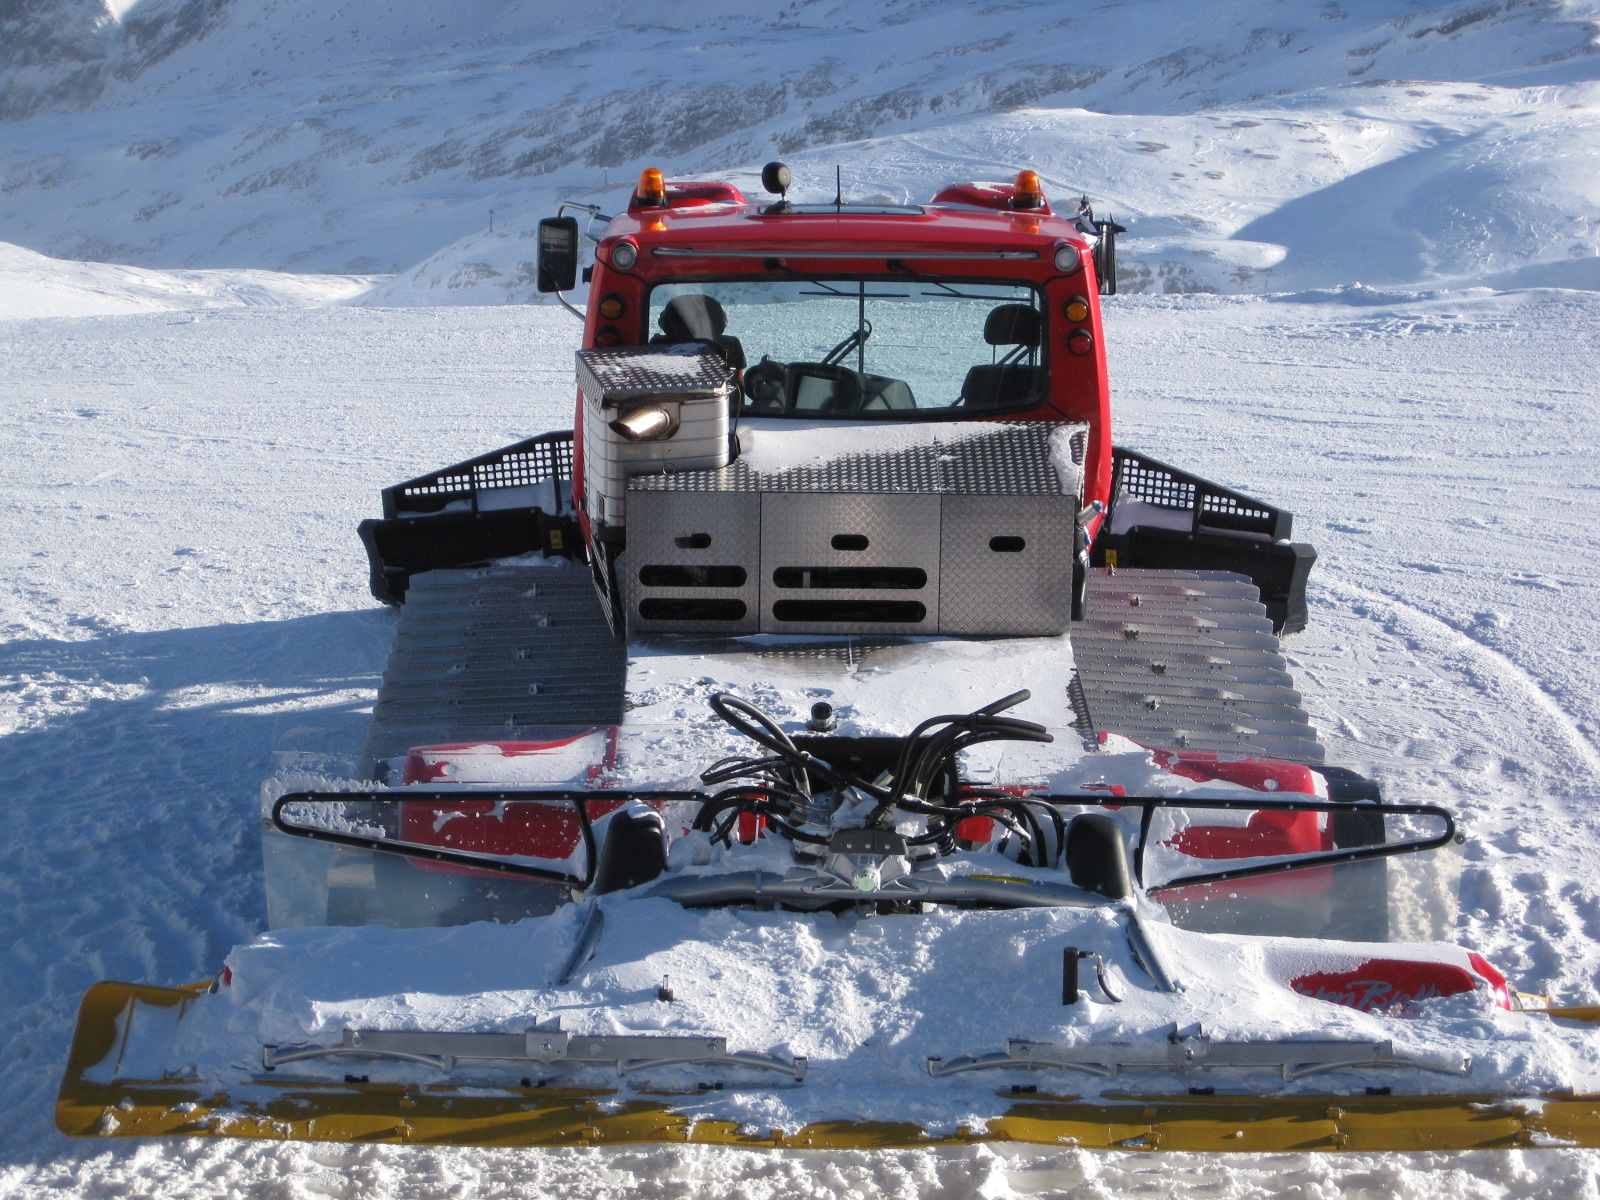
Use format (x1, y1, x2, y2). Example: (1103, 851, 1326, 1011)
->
(58, 165, 1600, 1151)
(362, 163, 1314, 637)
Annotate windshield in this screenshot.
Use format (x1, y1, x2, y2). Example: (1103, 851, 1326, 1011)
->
(646, 278, 1045, 418)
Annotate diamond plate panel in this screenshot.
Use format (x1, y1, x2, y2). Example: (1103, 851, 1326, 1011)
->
(625, 490, 761, 634)
(633, 422, 1087, 495)
(759, 493, 941, 634)
(575, 345, 736, 401)
(939, 494, 1075, 635)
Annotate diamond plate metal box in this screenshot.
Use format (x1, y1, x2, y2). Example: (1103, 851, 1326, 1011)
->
(758, 493, 942, 634)
(624, 491, 761, 634)
(939, 495, 1075, 635)
(578, 346, 736, 529)
(575, 345, 737, 402)
(623, 421, 1087, 637)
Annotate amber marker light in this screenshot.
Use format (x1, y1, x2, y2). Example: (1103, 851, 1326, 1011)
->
(597, 294, 625, 320)
(1011, 170, 1046, 211)
(1064, 296, 1091, 323)
(635, 167, 668, 207)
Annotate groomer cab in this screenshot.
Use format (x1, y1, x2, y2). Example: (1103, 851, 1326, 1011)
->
(535, 165, 1125, 626)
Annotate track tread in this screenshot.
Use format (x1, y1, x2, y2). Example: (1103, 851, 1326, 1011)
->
(1071, 568, 1324, 763)
(363, 565, 623, 768)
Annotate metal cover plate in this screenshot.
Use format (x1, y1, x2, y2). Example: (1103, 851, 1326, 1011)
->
(939, 494, 1074, 635)
(576, 344, 736, 402)
(631, 422, 1085, 495)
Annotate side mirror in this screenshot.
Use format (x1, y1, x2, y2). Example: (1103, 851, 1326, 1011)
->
(1093, 218, 1126, 296)
(536, 216, 580, 293)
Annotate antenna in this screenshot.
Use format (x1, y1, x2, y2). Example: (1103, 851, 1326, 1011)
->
(834, 165, 842, 208)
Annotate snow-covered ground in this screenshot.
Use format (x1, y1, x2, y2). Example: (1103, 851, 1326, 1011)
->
(1, 284, 1597, 1196)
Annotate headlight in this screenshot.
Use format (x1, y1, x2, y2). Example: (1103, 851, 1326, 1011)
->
(608, 404, 678, 441)
(610, 240, 638, 270)
(1054, 243, 1082, 273)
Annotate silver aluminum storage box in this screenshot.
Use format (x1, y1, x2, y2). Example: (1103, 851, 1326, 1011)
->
(577, 345, 735, 530)
(625, 421, 1086, 637)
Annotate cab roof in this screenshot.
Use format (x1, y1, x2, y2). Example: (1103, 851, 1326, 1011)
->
(603, 197, 1095, 262)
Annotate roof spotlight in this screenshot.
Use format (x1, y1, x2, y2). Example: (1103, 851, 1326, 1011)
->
(609, 404, 678, 442)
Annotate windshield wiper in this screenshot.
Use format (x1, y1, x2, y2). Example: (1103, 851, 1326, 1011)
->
(885, 258, 1020, 301)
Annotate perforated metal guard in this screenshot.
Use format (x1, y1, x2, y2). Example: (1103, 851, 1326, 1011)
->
(633, 422, 1082, 495)
(1111, 448, 1287, 539)
(384, 432, 574, 518)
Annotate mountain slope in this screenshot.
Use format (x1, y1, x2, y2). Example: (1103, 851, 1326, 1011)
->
(1, 0, 1596, 295)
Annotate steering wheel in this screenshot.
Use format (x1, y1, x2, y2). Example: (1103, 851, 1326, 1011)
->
(741, 356, 788, 410)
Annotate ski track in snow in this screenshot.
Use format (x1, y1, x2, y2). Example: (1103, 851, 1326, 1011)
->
(1, 291, 1599, 1194)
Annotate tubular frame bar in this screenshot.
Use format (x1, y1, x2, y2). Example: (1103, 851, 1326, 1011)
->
(1038, 794, 1455, 896)
(270, 790, 702, 889)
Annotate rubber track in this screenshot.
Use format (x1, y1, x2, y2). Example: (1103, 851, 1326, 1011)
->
(363, 566, 624, 770)
(1070, 568, 1325, 763)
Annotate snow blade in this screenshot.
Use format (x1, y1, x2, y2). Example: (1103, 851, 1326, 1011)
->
(58, 981, 1600, 1150)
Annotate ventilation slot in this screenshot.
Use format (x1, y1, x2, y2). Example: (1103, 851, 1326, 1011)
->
(771, 567, 927, 590)
(989, 536, 1026, 553)
(772, 600, 926, 624)
(638, 565, 747, 588)
(674, 533, 713, 549)
(830, 534, 870, 551)
(638, 598, 747, 622)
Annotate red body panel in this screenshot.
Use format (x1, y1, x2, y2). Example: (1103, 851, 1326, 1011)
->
(1133, 743, 1333, 899)
(398, 734, 622, 875)
(1291, 953, 1513, 1014)
(399, 795, 613, 864)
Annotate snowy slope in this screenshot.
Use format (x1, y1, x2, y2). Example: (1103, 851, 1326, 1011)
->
(2, 288, 1599, 1195)
(0, 0, 1597, 294)
(0, 240, 377, 318)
